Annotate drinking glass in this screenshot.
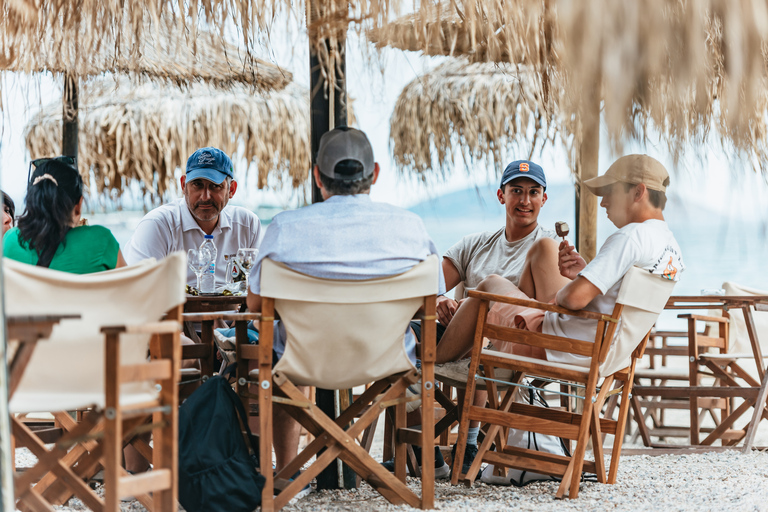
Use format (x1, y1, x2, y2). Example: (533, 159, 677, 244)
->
(236, 248, 259, 291)
(187, 248, 212, 291)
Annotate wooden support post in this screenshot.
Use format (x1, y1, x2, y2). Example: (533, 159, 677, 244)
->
(308, 0, 354, 491)
(576, 78, 600, 263)
(62, 73, 78, 159)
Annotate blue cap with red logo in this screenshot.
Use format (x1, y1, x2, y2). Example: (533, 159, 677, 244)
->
(500, 160, 546, 189)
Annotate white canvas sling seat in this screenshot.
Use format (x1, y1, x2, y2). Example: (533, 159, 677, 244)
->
(720, 282, 768, 356)
(245, 255, 439, 511)
(4, 253, 186, 512)
(451, 266, 676, 499)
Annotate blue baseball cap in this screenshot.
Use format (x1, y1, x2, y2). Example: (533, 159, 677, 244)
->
(185, 147, 234, 184)
(500, 160, 547, 189)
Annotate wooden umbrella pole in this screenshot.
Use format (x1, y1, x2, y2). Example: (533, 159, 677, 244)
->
(308, 0, 353, 491)
(62, 72, 78, 159)
(0, 254, 15, 511)
(577, 77, 600, 263)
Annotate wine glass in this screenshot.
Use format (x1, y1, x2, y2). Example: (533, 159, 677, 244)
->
(187, 248, 212, 291)
(236, 248, 259, 291)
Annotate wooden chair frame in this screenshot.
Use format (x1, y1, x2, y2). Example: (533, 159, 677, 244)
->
(633, 312, 766, 448)
(451, 290, 649, 499)
(12, 305, 182, 512)
(236, 294, 437, 511)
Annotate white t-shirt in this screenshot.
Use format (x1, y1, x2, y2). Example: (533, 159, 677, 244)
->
(444, 225, 556, 299)
(124, 198, 262, 286)
(543, 219, 684, 366)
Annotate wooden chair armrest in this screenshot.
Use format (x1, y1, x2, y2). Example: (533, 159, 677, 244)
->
(101, 321, 181, 335)
(183, 312, 262, 322)
(467, 290, 616, 322)
(676, 313, 728, 323)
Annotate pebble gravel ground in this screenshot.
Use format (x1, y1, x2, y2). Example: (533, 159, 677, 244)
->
(282, 450, 768, 512)
(17, 448, 768, 511)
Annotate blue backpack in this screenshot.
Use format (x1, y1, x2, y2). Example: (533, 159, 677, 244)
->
(178, 376, 265, 512)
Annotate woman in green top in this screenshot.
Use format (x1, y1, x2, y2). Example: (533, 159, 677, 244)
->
(3, 157, 126, 272)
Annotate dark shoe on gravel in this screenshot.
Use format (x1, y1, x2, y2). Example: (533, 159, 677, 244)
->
(381, 446, 450, 479)
(451, 443, 479, 475)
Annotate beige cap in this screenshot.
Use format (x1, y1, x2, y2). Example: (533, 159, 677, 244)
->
(583, 154, 670, 195)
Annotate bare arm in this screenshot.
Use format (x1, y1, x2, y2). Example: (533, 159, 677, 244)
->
(436, 258, 463, 325)
(555, 276, 601, 310)
(115, 249, 127, 269)
(557, 240, 587, 280)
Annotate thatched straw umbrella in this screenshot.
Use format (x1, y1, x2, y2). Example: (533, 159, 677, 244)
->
(390, 59, 561, 178)
(23, 79, 322, 203)
(2, 11, 291, 163)
(374, 0, 768, 260)
(1, 14, 291, 90)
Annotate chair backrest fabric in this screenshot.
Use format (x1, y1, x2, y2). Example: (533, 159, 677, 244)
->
(5, 252, 186, 413)
(600, 266, 676, 376)
(721, 282, 768, 355)
(261, 255, 439, 389)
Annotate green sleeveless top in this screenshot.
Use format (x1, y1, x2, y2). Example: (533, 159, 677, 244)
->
(3, 225, 120, 274)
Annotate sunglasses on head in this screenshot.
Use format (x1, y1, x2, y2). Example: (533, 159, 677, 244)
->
(27, 156, 78, 184)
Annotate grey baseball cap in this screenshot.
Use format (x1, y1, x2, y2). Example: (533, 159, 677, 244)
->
(317, 127, 375, 180)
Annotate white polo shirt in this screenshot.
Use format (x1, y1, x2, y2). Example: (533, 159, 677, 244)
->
(124, 198, 262, 286)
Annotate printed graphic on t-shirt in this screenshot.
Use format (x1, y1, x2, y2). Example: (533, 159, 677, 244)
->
(650, 245, 684, 281)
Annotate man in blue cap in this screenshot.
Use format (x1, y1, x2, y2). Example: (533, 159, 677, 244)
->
(125, 147, 262, 285)
(408, 159, 558, 474)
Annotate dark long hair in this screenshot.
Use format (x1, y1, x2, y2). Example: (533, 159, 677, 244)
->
(18, 159, 83, 267)
(2, 191, 14, 220)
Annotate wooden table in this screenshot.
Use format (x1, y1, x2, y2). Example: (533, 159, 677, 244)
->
(182, 311, 259, 377)
(663, 295, 768, 451)
(182, 295, 248, 378)
(6, 314, 80, 398)
(183, 294, 247, 314)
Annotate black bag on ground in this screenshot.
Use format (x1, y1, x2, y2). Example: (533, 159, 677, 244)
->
(179, 375, 265, 512)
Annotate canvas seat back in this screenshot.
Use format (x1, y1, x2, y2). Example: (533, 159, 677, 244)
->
(5, 252, 186, 413)
(600, 266, 677, 376)
(260, 255, 439, 389)
(719, 282, 768, 355)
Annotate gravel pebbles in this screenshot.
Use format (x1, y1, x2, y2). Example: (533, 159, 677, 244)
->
(18, 446, 768, 511)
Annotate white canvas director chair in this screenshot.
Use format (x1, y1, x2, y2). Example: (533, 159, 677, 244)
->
(5, 253, 186, 511)
(452, 266, 676, 498)
(237, 255, 440, 511)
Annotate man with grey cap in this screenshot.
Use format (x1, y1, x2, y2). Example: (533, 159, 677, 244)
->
(247, 126, 446, 474)
(124, 146, 262, 285)
(435, 154, 684, 370)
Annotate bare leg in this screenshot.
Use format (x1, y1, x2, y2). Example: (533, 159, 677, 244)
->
(273, 387, 307, 471)
(518, 238, 570, 302)
(436, 273, 562, 364)
(435, 296, 483, 364)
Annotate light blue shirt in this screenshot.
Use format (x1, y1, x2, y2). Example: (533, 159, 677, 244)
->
(251, 194, 446, 361)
